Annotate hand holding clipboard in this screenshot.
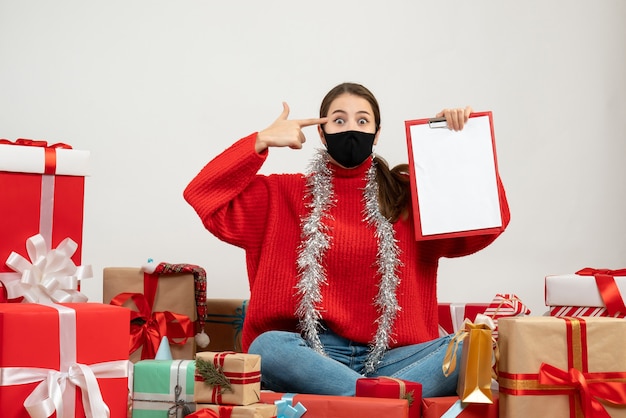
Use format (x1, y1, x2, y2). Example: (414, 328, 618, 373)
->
(405, 111, 505, 240)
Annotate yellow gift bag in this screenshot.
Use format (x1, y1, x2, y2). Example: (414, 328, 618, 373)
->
(442, 314, 496, 404)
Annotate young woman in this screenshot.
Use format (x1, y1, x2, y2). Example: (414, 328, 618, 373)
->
(184, 82, 509, 397)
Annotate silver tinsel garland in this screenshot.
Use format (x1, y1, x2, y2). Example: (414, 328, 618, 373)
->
(295, 149, 402, 374)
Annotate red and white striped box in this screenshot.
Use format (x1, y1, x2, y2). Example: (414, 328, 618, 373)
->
(482, 294, 531, 339)
(549, 306, 626, 318)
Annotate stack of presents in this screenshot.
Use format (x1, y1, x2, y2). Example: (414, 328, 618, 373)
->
(2, 137, 626, 418)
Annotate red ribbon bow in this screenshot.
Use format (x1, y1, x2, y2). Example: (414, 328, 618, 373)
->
(0, 138, 72, 149)
(110, 291, 193, 359)
(539, 362, 626, 418)
(576, 268, 626, 316)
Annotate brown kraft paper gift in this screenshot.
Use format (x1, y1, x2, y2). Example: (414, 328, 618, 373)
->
(498, 316, 626, 418)
(103, 266, 197, 362)
(194, 351, 261, 406)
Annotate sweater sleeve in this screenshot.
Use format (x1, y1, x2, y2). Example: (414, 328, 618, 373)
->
(183, 133, 271, 250)
(432, 172, 511, 259)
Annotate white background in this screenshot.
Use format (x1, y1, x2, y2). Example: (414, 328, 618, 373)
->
(1, 1, 624, 316)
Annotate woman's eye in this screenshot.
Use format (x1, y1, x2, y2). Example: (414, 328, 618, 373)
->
(334, 118, 345, 125)
(358, 118, 368, 125)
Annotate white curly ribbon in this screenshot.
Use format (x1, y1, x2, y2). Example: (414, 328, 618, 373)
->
(295, 150, 402, 373)
(4, 234, 91, 304)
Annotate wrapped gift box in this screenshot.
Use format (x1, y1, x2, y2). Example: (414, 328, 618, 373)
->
(260, 392, 408, 418)
(103, 265, 199, 361)
(498, 316, 626, 418)
(438, 303, 489, 335)
(545, 268, 626, 317)
(0, 139, 89, 287)
(195, 403, 276, 418)
(0, 303, 131, 417)
(132, 359, 196, 417)
(549, 305, 626, 318)
(194, 351, 261, 406)
(439, 294, 530, 339)
(421, 394, 499, 418)
(355, 377, 421, 418)
(482, 293, 530, 339)
(200, 298, 248, 352)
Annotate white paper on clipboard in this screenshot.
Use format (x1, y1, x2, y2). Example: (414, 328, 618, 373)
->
(406, 113, 502, 238)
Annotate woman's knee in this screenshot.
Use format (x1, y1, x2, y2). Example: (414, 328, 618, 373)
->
(248, 330, 302, 357)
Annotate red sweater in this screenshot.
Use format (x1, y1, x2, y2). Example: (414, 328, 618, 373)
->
(184, 133, 510, 352)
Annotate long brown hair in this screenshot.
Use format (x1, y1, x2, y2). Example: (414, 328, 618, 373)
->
(319, 82, 410, 222)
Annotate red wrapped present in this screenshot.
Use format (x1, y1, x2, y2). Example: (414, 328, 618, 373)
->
(356, 377, 421, 418)
(498, 316, 626, 417)
(0, 303, 131, 417)
(0, 139, 89, 285)
(545, 268, 626, 317)
(421, 394, 499, 418)
(260, 392, 409, 418)
(438, 303, 490, 336)
(194, 403, 277, 418)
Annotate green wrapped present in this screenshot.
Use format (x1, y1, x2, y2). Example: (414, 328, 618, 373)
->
(132, 359, 196, 418)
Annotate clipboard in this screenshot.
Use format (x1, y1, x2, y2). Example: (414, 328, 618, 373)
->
(405, 111, 504, 240)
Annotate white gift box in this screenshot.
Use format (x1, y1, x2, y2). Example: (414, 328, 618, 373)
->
(0, 142, 90, 175)
(544, 273, 626, 308)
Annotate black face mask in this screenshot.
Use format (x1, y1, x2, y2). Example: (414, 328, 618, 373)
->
(323, 130, 376, 168)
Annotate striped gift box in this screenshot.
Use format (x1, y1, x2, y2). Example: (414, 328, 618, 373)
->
(549, 306, 626, 318)
(482, 294, 531, 339)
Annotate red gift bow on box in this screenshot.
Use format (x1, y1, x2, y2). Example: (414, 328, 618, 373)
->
(110, 268, 195, 359)
(538, 363, 626, 418)
(576, 268, 626, 316)
(110, 292, 193, 359)
(499, 317, 626, 418)
(0, 138, 72, 174)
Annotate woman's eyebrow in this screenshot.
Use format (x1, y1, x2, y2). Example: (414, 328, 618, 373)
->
(330, 109, 371, 116)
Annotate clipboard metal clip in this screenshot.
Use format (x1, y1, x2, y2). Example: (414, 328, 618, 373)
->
(428, 117, 448, 129)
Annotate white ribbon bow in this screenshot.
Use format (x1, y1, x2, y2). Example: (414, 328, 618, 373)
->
(1, 361, 129, 418)
(4, 234, 91, 303)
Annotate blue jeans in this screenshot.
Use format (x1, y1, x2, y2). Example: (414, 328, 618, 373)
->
(248, 327, 460, 397)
